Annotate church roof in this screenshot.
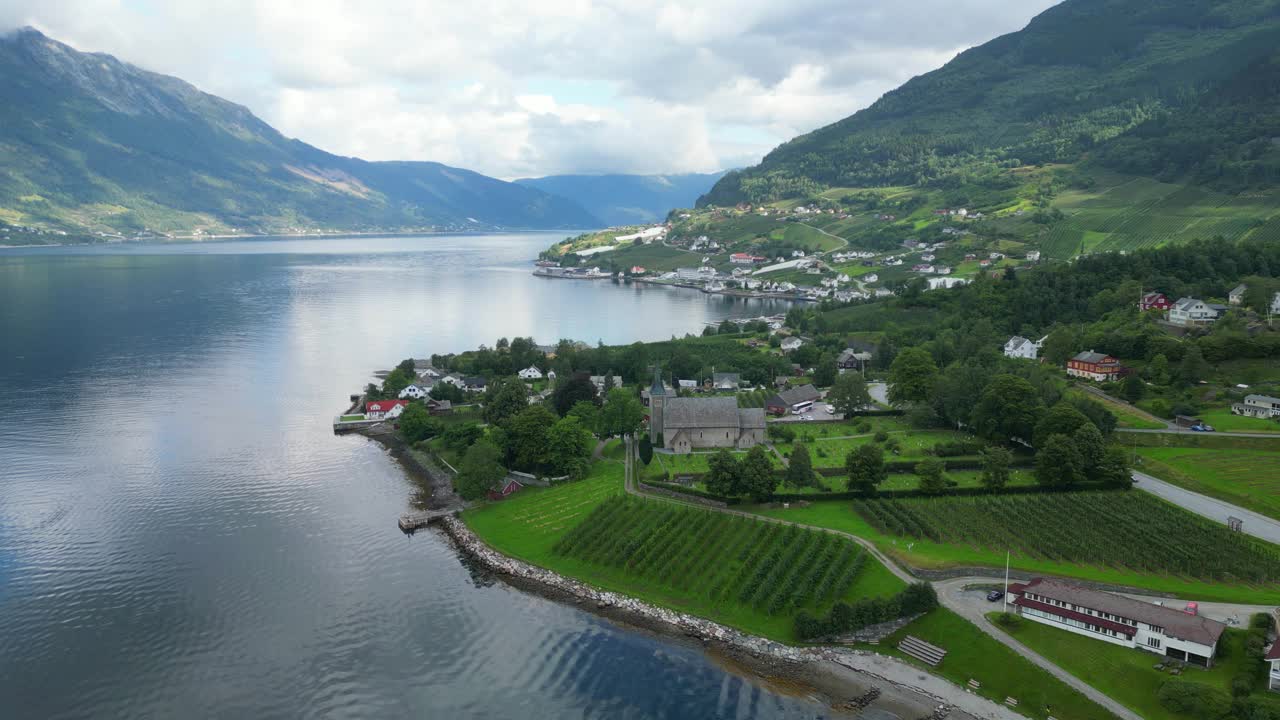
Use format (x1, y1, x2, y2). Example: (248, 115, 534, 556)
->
(664, 397, 742, 429)
(650, 367, 667, 396)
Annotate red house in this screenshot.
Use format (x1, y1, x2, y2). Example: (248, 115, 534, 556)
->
(365, 399, 410, 420)
(1139, 292, 1172, 312)
(486, 479, 524, 501)
(1067, 351, 1123, 382)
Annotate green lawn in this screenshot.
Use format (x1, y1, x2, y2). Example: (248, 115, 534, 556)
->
(463, 457, 905, 642)
(1195, 408, 1280, 434)
(989, 612, 1253, 720)
(871, 609, 1117, 720)
(338, 414, 365, 421)
(805, 429, 974, 468)
(1136, 447, 1280, 521)
(1065, 388, 1165, 429)
(751, 501, 1280, 604)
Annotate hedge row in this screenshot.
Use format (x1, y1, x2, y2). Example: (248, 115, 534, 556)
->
(648, 478, 1121, 505)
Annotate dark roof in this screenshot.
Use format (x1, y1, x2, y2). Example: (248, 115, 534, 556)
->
(650, 367, 667, 397)
(769, 384, 820, 407)
(463, 376, 487, 387)
(664, 397, 744, 429)
(1013, 578, 1226, 647)
(1267, 642, 1280, 661)
(1072, 351, 1114, 365)
(846, 338, 878, 353)
(1012, 595, 1137, 637)
(738, 408, 766, 429)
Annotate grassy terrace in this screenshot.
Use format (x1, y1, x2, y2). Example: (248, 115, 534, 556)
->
(872, 609, 1117, 720)
(1065, 388, 1166, 429)
(1136, 447, 1280, 521)
(989, 613, 1255, 720)
(753, 496, 1280, 604)
(462, 457, 904, 642)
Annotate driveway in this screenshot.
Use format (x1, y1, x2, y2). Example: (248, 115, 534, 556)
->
(868, 381, 888, 406)
(1132, 470, 1280, 545)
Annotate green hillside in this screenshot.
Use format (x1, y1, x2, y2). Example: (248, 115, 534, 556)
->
(0, 28, 599, 237)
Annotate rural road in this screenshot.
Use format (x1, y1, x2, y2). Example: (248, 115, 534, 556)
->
(1131, 470, 1280, 544)
(1118, 427, 1280, 438)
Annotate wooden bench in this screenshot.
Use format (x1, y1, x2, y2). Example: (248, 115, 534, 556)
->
(898, 635, 947, 667)
(1005, 697, 1019, 708)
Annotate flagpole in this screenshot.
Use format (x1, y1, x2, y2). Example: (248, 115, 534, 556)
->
(1003, 550, 1010, 612)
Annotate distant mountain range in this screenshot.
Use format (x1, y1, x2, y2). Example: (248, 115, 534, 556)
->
(515, 172, 726, 226)
(704, 0, 1280, 205)
(0, 28, 601, 235)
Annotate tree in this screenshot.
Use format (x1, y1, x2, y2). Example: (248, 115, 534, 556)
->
(970, 374, 1044, 444)
(979, 446, 1012, 490)
(1121, 374, 1146, 402)
(706, 449, 741, 496)
(1095, 446, 1133, 488)
(552, 374, 599, 416)
(567, 401, 601, 435)
(813, 354, 838, 387)
(887, 347, 937, 406)
(482, 377, 529, 426)
(718, 319, 740, 335)
(1035, 434, 1084, 488)
(915, 457, 947, 494)
(455, 440, 506, 501)
(1178, 345, 1210, 385)
(545, 416, 594, 479)
(429, 382, 464, 403)
(740, 446, 777, 501)
(785, 442, 815, 488)
(1145, 353, 1171, 385)
(599, 388, 645, 437)
(441, 423, 484, 452)
(638, 435, 654, 465)
(845, 444, 887, 494)
(398, 403, 441, 443)
(828, 372, 872, 416)
(1033, 401, 1092, 447)
(602, 372, 615, 393)
(1071, 422, 1105, 476)
(506, 405, 556, 471)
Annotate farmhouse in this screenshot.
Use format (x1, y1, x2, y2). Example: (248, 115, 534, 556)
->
(766, 384, 821, 415)
(711, 372, 742, 391)
(1232, 394, 1280, 419)
(1067, 351, 1123, 382)
(648, 374, 765, 453)
(399, 384, 428, 399)
(486, 478, 524, 501)
(1003, 336, 1040, 360)
(518, 366, 543, 380)
(1009, 578, 1226, 667)
(1229, 284, 1248, 305)
(1138, 292, 1172, 312)
(838, 347, 871, 370)
(1168, 297, 1224, 327)
(366, 399, 410, 421)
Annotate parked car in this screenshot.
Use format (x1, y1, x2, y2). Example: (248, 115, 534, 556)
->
(986, 590, 1004, 602)
(1185, 602, 1199, 616)
(1190, 424, 1215, 432)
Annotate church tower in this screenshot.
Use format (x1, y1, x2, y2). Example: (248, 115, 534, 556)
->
(649, 366, 666, 446)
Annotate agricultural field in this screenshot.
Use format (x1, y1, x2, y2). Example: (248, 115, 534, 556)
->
(788, 469, 1038, 495)
(767, 223, 846, 253)
(991, 613, 1256, 720)
(1136, 447, 1280, 521)
(550, 495, 903, 639)
(853, 491, 1280, 585)
(753, 499, 1280, 603)
(605, 243, 705, 272)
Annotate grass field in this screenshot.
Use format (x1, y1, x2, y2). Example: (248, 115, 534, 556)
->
(989, 613, 1252, 720)
(805, 429, 973, 468)
(752, 501, 1280, 604)
(1194, 408, 1280, 434)
(1066, 388, 1166, 429)
(338, 414, 364, 421)
(852, 491, 1280, 585)
(1136, 447, 1280, 521)
(872, 609, 1117, 720)
(463, 456, 904, 641)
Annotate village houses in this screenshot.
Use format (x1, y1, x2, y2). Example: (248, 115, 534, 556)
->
(365, 399, 410, 421)
(1229, 284, 1247, 305)
(1168, 297, 1225, 327)
(518, 365, 543, 381)
(398, 384, 428, 400)
(1067, 351, 1123, 382)
(1003, 335, 1043, 360)
(1139, 292, 1172, 312)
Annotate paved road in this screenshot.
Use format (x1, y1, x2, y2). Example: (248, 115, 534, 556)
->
(1118, 427, 1280, 438)
(868, 381, 888, 406)
(1132, 470, 1280, 544)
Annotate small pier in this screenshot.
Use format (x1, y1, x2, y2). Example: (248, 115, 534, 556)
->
(398, 509, 455, 532)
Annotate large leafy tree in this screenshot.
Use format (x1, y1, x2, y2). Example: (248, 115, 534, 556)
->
(845, 444, 887, 494)
(455, 440, 506, 501)
(705, 449, 741, 496)
(828, 372, 872, 416)
(1034, 401, 1091, 447)
(1035, 434, 1084, 488)
(887, 347, 937, 406)
(398, 403, 441, 443)
(979, 446, 1012, 490)
(599, 388, 645, 438)
(1095, 446, 1134, 488)
(506, 405, 556, 471)
(812, 355, 838, 387)
(784, 442, 815, 488)
(482, 376, 529, 426)
(740, 446, 777, 502)
(545, 416, 594, 479)
(970, 374, 1044, 444)
(552, 374, 599, 416)
(915, 458, 947, 495)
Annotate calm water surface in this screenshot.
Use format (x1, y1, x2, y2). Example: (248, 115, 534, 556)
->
(0, 234, 869, 719)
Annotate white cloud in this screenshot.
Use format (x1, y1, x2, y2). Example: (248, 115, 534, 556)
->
(0, 0, 1058, 178)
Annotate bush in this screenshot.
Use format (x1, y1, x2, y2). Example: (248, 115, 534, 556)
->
(856, 421, 872, 433)
(873, 430, 889, 442)
(794, 582, 936, 640)
(929, 440, 985, 457)
(1158, 679, 1233, 719)
(768, 424, 796, 442)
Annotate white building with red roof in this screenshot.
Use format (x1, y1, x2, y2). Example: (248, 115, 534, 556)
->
(366, 399, 410, 421)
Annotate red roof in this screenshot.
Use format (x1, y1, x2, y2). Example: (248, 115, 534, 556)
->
(1012, 595, 1137, 637)
(367, 400, 409, 413)
(1267, 642, 1280, 661)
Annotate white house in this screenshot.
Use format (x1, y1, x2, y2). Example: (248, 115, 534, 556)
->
(864, 273, 879, 283)
(366, 400, 410, 421)
(1168, 297, 1223, 326)
(518, 366, 543, 381)
(1003, 336, 1039, 360)
(1232, 394, 1280, 419)
(1229, 284, 1247, 305)
(927, 277, 969, 290)
(1272, 291, 1280, 316)
(781, 337, 805, 352)
(399, 384, 428, 400)
(1010, 578, 1226, 667)
(1026, 250, 1041, 262)
(439, 374, 467, 388)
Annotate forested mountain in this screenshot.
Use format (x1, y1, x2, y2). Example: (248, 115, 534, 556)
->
(703, 0, 1280, 205)
(0, 28, 599, 235)
(515, 172, 725, 226)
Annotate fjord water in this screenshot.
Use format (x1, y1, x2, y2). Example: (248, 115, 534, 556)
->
(0, 234, 836, 719)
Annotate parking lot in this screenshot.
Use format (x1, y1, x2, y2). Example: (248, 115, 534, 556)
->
(772, 400, 840, 422)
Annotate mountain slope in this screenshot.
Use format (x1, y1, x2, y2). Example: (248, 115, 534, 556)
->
(514, 172, 725, 226)
(703, 0, 1280, 205)
(0, 28, 599, 234)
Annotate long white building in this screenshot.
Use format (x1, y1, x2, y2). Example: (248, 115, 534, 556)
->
(1009, 578, 1226, 667)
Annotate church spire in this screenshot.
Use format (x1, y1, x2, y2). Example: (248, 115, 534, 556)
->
(650, 365, 666, 396)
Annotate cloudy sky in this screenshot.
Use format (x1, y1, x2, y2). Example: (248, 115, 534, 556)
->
(2, 0, 1057, 179)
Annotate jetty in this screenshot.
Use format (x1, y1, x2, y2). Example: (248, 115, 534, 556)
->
(398, 508, 456, 532)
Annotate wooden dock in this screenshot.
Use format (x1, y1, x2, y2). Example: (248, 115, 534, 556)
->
(398, 509, 455, 532)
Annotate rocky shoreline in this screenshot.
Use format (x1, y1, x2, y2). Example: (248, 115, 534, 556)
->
(436, 515, 1024, 720)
